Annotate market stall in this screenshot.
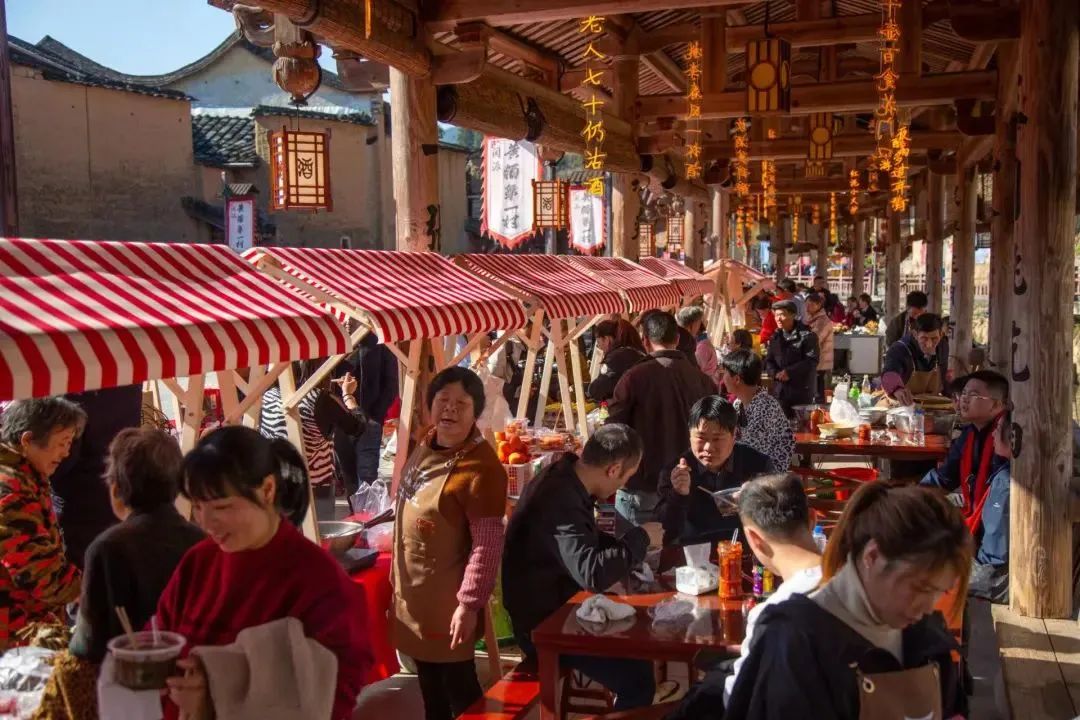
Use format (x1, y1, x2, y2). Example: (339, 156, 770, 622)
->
(638, 256, 716, 302)
(455, 253, 625, 438)
(242, 247, 527, 489)
(0, 237, 351, 539)
(703, 258, 775, 340)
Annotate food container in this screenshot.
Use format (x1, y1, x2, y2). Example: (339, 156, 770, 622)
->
(108, 631, 186, 690)
(818, 422, 857, 439)
(319, 521, 365, 556)
(675, 564, 719, 596)
(858, 408, 887, 426)
(793, 404, 829, 433)
(504, 461, 536, 497)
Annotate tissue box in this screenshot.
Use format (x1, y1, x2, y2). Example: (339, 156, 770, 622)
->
(675, 564, 719, 595)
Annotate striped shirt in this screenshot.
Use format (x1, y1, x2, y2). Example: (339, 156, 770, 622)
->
(259, 387, 336, 488)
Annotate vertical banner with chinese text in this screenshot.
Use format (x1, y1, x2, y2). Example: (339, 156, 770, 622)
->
(481, 137, 540, 248)
(226, 196, 256, 252)
(568, 185, 606, 255)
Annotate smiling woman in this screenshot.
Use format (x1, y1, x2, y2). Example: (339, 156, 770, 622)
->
(0, 397, 86, 650)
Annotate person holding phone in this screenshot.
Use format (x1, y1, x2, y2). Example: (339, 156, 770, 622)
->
(656, 396, 774, 547)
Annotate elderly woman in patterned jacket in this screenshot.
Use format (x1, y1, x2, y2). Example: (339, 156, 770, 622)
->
(721, 349, 795, 473)
(0, 397, 86, 650)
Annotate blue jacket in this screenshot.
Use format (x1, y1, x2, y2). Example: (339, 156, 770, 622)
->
(920, 422, 1009, 566)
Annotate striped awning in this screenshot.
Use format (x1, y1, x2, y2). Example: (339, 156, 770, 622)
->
(638, 257, 716, 299)
(0, 238, 349, 401)
(456, 254, 625, 320)
(704, 258, 768, 283)
(245, 247, 526, 343)
(559, 256, 681, 313)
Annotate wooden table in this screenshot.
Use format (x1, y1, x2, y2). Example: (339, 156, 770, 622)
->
(794, 432, 950, 464)
(531, 590, 746, 720)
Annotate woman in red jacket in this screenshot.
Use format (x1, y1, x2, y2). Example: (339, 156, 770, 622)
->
(158, 426, 372, 720)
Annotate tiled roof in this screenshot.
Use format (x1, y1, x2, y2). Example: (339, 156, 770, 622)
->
(252, 105, 373, 126)
(7, 35, 190, 100)
(192, 114, 257, 167)
(32, 32, 350, 92)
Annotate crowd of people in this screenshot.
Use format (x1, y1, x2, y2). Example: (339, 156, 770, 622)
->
(0, 290, 1019, 720)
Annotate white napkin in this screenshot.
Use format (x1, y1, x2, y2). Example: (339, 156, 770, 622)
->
(97, 654, 164, 720)
(575, 595, 636, 624)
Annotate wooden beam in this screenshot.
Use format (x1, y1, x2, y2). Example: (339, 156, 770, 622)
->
(390, 69, 440, 250)
(457, 22, 559, 85)
(641, 51, 686, 94)
(1010, 0, 1077, 619)
(701, 12, 726, 95)
(425, 0, 747, 30)
(612, 55, 641, 261)
(0, 0, 17, 236)
(333, 51, 390, 91)
(637, 70, 998, 120)
(699, 129, 965, 161)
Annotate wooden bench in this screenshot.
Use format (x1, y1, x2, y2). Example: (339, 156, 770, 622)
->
(991, 604, 1080, 719)
(458, 662, 541, 720)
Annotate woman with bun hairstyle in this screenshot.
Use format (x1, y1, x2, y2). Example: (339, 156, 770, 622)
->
(725, 482, 970, 720)
(155, 426, 371, 720)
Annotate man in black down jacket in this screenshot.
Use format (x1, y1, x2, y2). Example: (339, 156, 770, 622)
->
(608, 311, 717, 529)
(333, 333, 399, 495)
(764, 300, 819, 418)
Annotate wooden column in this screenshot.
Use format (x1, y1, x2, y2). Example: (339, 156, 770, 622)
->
(1010, 0, 1078, 618)
(948, 169, 977, 377)
(885, 210, 902, 320)
(375, 96, 394, 247)
(702, 11, 727, 95)
(683, 201, 703, 272)
(710, 187, 728, 260)
(774, 219, 788, 280)
(611, 54, 640, 260)
(926, 172, 946, 312)
(987, 44, 1018, 373)
(815, 218, 828, 276)
(390, 69, 440, 251)
(0, 0, 18, 236)
(852, 217, 867, 298)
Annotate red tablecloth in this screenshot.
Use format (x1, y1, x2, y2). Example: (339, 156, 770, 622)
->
(350, 551, 399, 684)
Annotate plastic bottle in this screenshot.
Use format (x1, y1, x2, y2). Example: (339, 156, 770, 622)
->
(858, 376, 874, 409)
(848, 382, 861, 403)
(912, 407, 926, 445)
(812, 524, 828, 553)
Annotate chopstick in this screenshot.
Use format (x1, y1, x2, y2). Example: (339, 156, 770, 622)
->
(115, 606, 136, 647)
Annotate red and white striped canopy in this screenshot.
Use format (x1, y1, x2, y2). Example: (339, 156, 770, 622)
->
(0, 238, 349, 401)
(638, 257, 716, 299)
(559, 256, 681, 313)
(457, 254, 625, 320)
(245, 247, 526, 343)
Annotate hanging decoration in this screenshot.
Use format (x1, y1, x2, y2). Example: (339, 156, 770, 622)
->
(684, 41, 704, 180)
(807, 112, 834, 161)
(867, 156, 880, 192)
(532, 179, 569, 231)
(805, 161, 826, 178)
(875, 0, 902, 172)
(890, 122, 911, 212)
(791, 195, 801, 247)
(638, 221, 655, 258)
(849, 169, 860, 216)
(735, 205, 745, 247)
(270, 127, 332, 211)
(578, 15, 608, 196)
(568, 185, 607, 254)
(829, 192, 838, 246)
(481, 137, 540, 248)
(732, 118, 751, 197)
(812, 202, 821, 229)
(746, 37, 791, 114)
(666, 214, 685, 256)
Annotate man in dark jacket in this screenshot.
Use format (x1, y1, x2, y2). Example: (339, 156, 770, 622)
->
(885, 290, 929, 346)
(334, 333, 399, 496)
(608, 311, 717, 528)
(657, 396, 773, 546)
(51, 385, 143, 568)
(503, 425, 661, 710)
(764, 300, 819, 417)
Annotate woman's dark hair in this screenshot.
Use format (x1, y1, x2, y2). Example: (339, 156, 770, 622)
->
(580, 423, 643, 470)
(596, 319, 646, 354)
(738, 473, 810, 540)
(858, 293, 873, 304)
(822, 482, 973, 620)
(105, 428, 184, 513)
(730, 329, 754, 350)
(914, 313, 944, 333)
(427, 366, 486, 417)
(721, 349, 763, 387)
(182, 426, 310, 527)
(0, 397, 87, 447)
(688, 395, 739, 432)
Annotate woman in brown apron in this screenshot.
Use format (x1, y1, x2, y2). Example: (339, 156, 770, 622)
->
(391, 367, 508, 720)
(724, 482, 971, 720)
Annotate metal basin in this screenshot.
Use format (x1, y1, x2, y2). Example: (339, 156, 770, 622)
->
(318, 521, 365, 556)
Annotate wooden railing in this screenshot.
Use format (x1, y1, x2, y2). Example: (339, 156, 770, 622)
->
(783, 268, 1080, 302)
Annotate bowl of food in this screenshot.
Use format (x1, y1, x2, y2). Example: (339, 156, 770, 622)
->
(108, 631, 186, 690)
(793, 404, 829, 433)
(818, 422, 857, 439)
(319, 521, 366, 556)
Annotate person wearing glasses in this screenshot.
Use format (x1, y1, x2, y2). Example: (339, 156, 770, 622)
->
(880, 313, 950, 406)
(920, 370, 1010, 602)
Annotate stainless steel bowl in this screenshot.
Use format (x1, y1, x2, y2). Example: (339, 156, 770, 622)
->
(318, 521, 365, 556)
(858, 408, 887, 426)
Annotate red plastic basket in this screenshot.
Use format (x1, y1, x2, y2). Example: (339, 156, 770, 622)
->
(795, 466, 878, 502)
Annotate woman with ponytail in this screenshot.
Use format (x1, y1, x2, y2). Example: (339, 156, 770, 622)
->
(725, 482, 971, 720)
(152, 426, 372, 720)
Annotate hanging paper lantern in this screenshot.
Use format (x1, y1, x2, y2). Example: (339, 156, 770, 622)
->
(531, 179, 569, 231)
(270, 127, 332, 211)
(805, 161, 826, 178)
(638, 221, 656, 258)
(745, 38, 791, 114)
(808, 112, 834, 161)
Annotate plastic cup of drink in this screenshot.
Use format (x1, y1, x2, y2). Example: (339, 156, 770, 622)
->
(108, 631, 186, 690)
(717, 541, 743, 599)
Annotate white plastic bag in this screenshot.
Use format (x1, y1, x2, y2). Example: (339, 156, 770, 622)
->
(0, 646, 56, 719)
(350, 479, 391, 520)
(829, 395, 861, 426)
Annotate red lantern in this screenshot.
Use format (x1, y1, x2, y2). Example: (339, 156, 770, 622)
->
(532, 180, 569, 231)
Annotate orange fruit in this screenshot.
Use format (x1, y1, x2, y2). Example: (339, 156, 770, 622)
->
(508, 452, 528, 465)
(494, 431, 506, 443)
(509, 436, 527, 454)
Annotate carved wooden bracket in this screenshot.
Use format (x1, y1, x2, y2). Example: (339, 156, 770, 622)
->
(233, 4, 275, 47)
(954, 98, 995, 136)
(272, 15, 321, 103)
(432, 27, 489, 85)
(947, 0, 1020, 42)
(334, 51, 391, 92)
